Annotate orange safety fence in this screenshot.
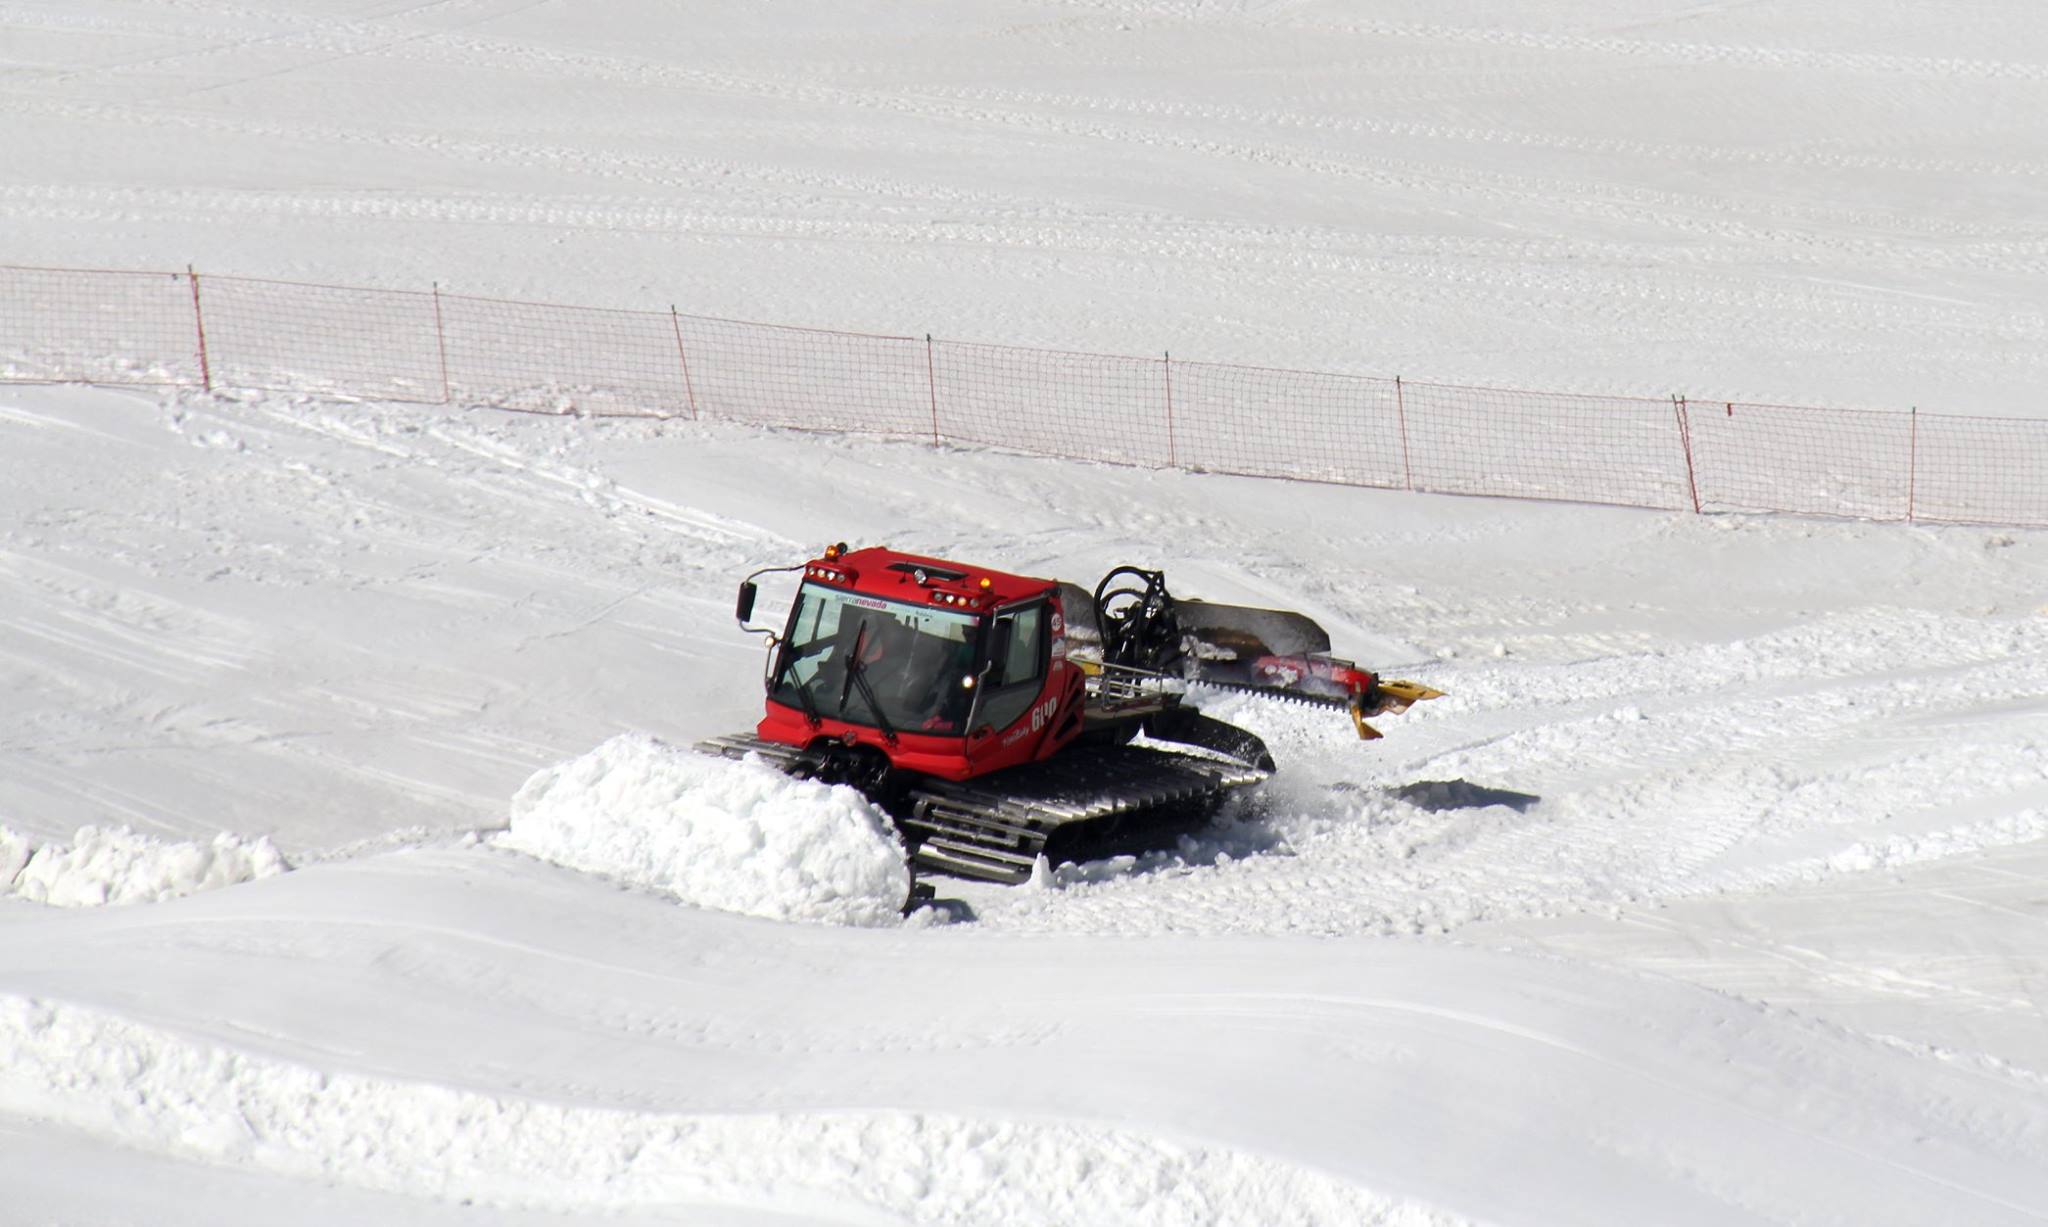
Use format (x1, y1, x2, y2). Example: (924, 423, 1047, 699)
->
(4, 263, 2043, 529)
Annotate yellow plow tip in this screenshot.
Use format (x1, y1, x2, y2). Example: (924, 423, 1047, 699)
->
(1348, 678, 1444, 738)
(1378, 679, 1445, 704)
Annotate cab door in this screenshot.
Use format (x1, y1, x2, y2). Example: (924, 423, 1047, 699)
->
(975, 601, 1049, 736)
(964, 597, 1088, 774)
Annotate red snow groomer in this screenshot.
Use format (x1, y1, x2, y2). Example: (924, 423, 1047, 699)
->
(699, 545, 1440, 884)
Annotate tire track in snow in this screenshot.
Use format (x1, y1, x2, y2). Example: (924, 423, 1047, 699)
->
(0, 96, 1134, 223)
(231, 395, 792, 553)
(1290, 18, 2048, 82)
(339, 34, 2048, 266)
(15, 0, 2048, 337)
(16, 7, 2047, 250)
(797, 76, 2048, 184)
(1031, 2, 2048, 81)
(12, 10, 2048, 334)
(0, 552, 260, 687)
(14, 173, 2042, 283)
(970, 606, 2048, 938)
(8, 182, 2043, 356)
(1, 390, 787, 850)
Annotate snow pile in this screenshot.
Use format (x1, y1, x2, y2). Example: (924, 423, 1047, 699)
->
(1810, 809, 2048, 879)
(499, 735, 911, 927)
(1, 825, 289, 907)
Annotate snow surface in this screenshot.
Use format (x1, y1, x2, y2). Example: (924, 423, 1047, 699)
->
(7, 378, 2046, 1227)
(499, 734, 912, 928)
(5, 2, 2048, 1224)
(7, 0, 2048, 417)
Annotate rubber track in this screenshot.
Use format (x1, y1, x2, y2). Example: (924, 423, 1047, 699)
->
(696, 734, 1266, 884)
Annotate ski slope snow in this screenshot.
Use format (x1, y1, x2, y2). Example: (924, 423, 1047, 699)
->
(4, 382, 2045, 1225)
(7, 0, 2048, 415)
(5, 2, 2048, 1224)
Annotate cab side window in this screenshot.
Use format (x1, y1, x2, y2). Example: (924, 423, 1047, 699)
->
(979, 603, 1048, 731)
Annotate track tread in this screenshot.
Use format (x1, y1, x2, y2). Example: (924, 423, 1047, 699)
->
(697, 735, 1266, 885)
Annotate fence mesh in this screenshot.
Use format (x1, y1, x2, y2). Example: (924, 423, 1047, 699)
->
(200, 275, 443, 404)
(3, 263, 2043, 529)
(933, 341, 1171, 467)
(1688, 400, 1912, 521)
(1914, 412, 2048, 528)
(1171, 361, 1407, 489)
(442, 294, 681, 417)
(677, 315, 929, 437)
(0, 266, 199, 386)
(1400, 381, 1693, 511)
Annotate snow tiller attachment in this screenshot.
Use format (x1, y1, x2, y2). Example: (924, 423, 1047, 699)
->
(697, 546, 1442, 884)
(1082, 565, 1443, 740)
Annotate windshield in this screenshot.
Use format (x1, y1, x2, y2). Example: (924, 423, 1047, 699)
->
(773, 584, 983, 735)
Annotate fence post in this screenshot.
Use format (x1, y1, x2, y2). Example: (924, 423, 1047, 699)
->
(186, 265, 212, 392)
(1163, 350, 1177, 468)
(1673, 395, 1701, 514)
(670, 307, 699, 420)
(925, 334, 940, 446)
(1394, 376, 1414, 491)
(1907, 406, 1918, 522)
(431, 282, 451, 405)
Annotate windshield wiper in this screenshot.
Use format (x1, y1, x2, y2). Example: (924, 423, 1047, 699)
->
(841, 623, 900, 745)
(772, 643, 823, 727)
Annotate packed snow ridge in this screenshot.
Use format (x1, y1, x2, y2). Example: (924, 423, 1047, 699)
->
(0, 825, 288, 908)
(0, 995, 1468, 1226)
(496, 734, 912, 927)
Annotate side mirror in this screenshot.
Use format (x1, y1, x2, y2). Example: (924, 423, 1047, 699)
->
(735, 581, 758, 625)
